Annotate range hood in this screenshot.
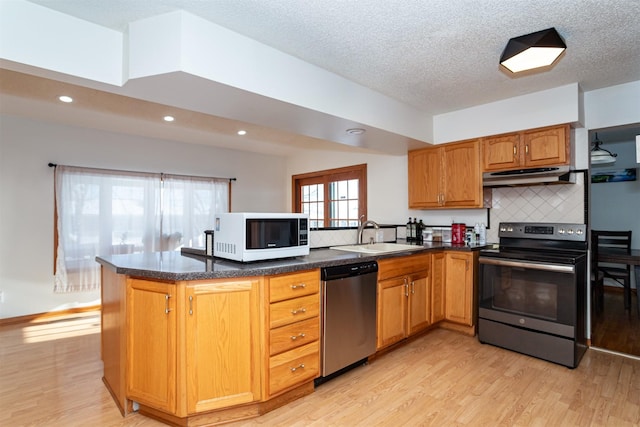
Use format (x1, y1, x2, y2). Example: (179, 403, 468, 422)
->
(483, 165, 575, 187)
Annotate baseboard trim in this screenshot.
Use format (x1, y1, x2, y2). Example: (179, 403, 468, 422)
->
(0, 305, 100, 327)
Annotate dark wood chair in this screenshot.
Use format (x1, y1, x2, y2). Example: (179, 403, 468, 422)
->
(590, 232, 605, 313)
(592, 230, 633, 312)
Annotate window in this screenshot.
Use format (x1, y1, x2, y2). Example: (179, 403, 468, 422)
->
(54, 166, 230, 292)
(292, 164, 367, 228)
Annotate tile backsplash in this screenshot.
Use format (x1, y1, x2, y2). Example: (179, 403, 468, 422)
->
(309, 227, 397, 248)
(487, 173, 585, 243)
(309, 174, 586, 247)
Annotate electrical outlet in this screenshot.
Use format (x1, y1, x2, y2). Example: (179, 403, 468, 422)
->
(0, 290, 4, 303)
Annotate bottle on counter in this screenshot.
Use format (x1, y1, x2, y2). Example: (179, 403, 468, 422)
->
(479, 222, 486, 244)
(417, 219, 425, 243)
(406, 217, 413, 242)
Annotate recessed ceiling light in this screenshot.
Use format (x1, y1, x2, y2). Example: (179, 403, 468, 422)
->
(163, 116, 175, 122)
(58, 95, 73, 103)
(237, 130, 247, 136)
(346, 128, 365, 135)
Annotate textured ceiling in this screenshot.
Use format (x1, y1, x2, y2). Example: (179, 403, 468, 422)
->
(3, 0, 640, 154)
(25, 0, 640, 115)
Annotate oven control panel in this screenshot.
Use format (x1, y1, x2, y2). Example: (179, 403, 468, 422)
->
(499, 222, 586, 241)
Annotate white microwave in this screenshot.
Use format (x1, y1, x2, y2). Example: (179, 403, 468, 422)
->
(213, 212, 310, 262)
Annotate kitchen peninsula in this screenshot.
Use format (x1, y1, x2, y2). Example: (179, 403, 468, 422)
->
(97, 242, 487, 426)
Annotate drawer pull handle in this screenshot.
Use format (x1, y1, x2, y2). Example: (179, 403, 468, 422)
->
(291, 283, 307, 289)
(291, 308, 307, 315)
(290, 333, 306, 341)
(290, 363, 305, 372)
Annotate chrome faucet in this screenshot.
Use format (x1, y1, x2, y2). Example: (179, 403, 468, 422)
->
(358, 219, 379, 244)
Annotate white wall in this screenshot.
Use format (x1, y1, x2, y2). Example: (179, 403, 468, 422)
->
(0, 114, 287, 318)
(591, 140, 640, 249)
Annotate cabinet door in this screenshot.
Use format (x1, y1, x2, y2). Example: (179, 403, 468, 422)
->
(430, 252, 446, 324)
(482, 133, 521, 171)
(408, 270, 431, 335)
(523, 124, 569, 167)
(444, 252, 474, 326)
(185, 279, 261, 414)
(377, 276, 408, 349)
(442, 140, 482, 207)
(127, 279, 176, 413)
(408, 147, 442, 208)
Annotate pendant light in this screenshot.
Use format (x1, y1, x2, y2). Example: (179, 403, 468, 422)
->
(500, 27, 566, 73)
(590, 133, 617, 165)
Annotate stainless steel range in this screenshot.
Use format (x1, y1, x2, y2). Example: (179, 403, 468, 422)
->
(478, 222, 588, 368)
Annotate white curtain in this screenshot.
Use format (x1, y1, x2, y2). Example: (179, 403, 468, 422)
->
(162, 174, 229, 250)
(54, 167, 229, 293)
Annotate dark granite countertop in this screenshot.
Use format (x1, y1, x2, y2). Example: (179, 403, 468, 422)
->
(96, 242, 493, 281)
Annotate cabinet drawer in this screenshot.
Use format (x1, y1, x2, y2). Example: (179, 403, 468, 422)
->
(377, 253, 431, 281)
(270, 317, 320, 356)
(269, 270, 320, 303)
(269, 341, 319, 396)
(270, 294, 319, 329)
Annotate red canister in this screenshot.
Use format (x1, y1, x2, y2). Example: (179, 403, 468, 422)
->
(451, 223, 466, 244)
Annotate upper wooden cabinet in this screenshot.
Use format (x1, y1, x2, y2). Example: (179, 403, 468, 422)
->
(482, 124, 570, 172)
(408, 139, 482, 209)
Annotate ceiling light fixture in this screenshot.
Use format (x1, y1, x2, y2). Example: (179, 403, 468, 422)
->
(237, 130, 247, 136)
(163, 116, 175, 122)
(346, 128, 365, 135)
(500, 27, 566, 73)
(590, 133, 617, 165)
(58, 95, 73, 103)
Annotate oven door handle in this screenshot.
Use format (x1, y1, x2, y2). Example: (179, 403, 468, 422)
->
(479, 257, 575, 273)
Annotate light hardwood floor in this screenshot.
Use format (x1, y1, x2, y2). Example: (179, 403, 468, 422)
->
(1, 312, 639, 426)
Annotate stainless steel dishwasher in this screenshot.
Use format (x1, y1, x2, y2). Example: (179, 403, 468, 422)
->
(316, 260, 378, 384)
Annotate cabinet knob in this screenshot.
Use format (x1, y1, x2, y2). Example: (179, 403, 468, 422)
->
(290, 332, 306, 341)
(290, 283, 306, 289)
(290, 363, 305, 372)
(291, 308, 307, 315)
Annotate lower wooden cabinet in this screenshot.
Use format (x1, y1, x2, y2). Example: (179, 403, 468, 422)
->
(376, 254, 431, 350)
(444, 251, 477, 326)
(126, 278, 177, 414)
(185, 279, 261, 413)
(266, 270, 320, 397)
(430, 251, 446, 324)
(125, 276, 262, 418)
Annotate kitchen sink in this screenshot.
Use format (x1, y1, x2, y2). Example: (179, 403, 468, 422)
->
(330, 242, 424, 254)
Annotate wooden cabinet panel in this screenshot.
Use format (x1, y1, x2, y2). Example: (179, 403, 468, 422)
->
(377, 253, 430, 281)
(442, 140, 482, 207)
(523, 124, 569, 167)
(269, 294, 319, 329)
(482, 133, 520, 171)
(126, 279, 176, 413)
(269, 342, 319, 396)
(377, 254, 432, 350)
(444, 252, 475, 326)
(430, 252, 446, 324)
(269, 270, 319, 302)
(377, 276, 409, 349)
(408, 139, 482, 209)
(483, 124, 569, 172)
(267, 269, 321, 398)
(408, 271, 430, 335)
(185, 279, 261, 414)
(408, 148, 442, 208)
(269, 317, 320, 356)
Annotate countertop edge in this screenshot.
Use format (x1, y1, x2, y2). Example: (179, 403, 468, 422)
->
(96, 243, 493, 281)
